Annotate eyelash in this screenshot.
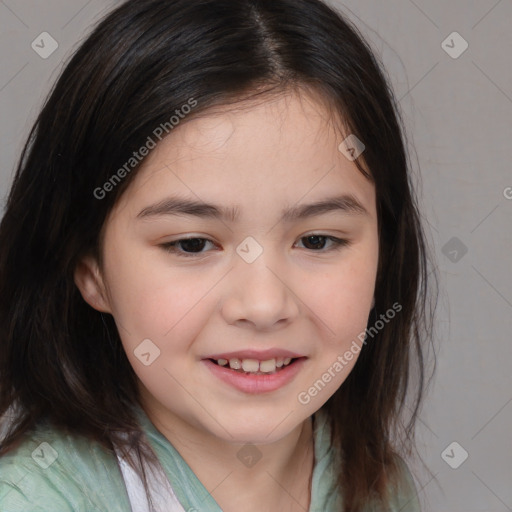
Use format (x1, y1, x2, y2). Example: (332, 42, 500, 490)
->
(160, 234, 350, 258)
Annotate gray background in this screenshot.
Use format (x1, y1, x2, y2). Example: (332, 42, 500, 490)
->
(1, 1, 511, 510)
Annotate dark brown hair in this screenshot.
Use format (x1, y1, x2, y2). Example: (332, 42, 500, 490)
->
(0, 0, 436, 510)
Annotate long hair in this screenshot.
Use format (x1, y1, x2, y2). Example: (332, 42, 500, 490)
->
(0, 0, 437, 510)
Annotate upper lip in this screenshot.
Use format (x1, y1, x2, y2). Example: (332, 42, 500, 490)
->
(204, 349, 305, 360)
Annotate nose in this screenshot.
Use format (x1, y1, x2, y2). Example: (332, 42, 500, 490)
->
(220, 248, 300, 331)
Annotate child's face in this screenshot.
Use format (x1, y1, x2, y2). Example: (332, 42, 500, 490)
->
(77, 91, 378, 443)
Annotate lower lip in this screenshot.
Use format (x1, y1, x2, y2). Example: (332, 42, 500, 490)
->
(202, 358, 306, 394)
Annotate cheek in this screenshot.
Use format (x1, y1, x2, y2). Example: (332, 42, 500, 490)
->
(295, 265, 375, 408)
(102, 246, 219, 353)
(301, 253, 377, 340)
(296, 245, 377, 401)
(104, 262, 216, 405)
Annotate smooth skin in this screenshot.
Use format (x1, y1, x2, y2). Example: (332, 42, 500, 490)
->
(75, 89, 379, 511)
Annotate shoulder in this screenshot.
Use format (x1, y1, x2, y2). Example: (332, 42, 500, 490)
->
(386, 454, 422, 512)
(0, 420, 131, 512)
(311, 411, 421, 512)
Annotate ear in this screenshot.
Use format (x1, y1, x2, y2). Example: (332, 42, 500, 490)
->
(74, 254, 112, 313)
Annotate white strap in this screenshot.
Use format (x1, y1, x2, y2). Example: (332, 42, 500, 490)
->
(114, 442, 187, 512)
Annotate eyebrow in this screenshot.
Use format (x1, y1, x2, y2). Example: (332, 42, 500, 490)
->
(136, 194, 369, 222)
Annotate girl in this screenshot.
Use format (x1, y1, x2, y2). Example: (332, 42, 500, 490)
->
(0, 0, 436, 511)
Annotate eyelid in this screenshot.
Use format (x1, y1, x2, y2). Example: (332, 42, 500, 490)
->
(160, 233, 351, 258)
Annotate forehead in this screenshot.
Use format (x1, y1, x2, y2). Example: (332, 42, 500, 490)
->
(112, 90, 376, 223)
(154, 90, 347, 164)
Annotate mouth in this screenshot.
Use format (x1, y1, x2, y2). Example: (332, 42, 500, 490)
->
(206, 356, 304, 375)
(202, 356, 307, 394)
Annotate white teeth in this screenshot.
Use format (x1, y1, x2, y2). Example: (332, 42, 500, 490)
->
(241, 359, 260, 372)
(218, 356, 295, 372)
(229, 358, 241, 370)
(259, 359, 276, 373)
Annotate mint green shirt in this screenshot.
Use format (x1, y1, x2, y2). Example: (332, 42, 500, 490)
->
(0, 406, 421, 511)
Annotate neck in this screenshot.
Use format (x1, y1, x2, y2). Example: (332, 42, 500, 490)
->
(140, 396, 315, 511)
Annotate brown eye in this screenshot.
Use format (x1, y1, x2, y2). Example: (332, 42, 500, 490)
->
(296, 235, 349, 252)
(161, 237, 215, 257)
